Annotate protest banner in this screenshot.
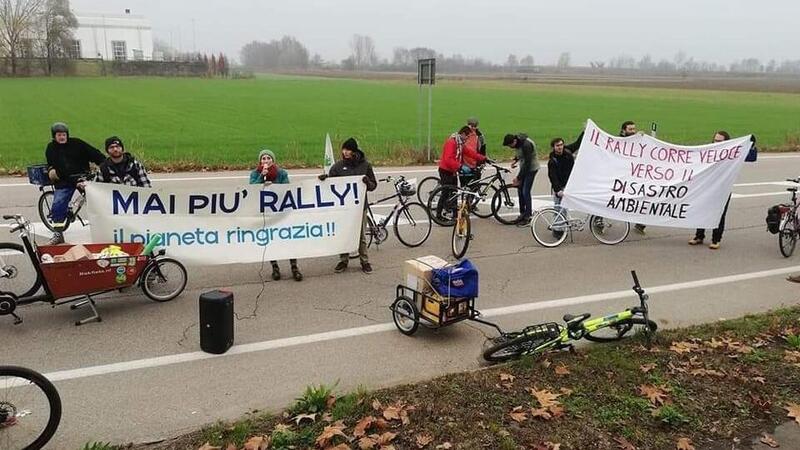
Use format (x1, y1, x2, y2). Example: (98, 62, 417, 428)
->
(85, 177, 365, 265)
(562, 120, 752, 228)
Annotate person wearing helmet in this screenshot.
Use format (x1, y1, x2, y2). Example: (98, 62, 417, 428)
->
(96, 136, 152, 188)
(44, 122, 105, 244)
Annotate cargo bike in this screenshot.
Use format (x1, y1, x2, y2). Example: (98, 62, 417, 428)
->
(0, 215, 187, 326)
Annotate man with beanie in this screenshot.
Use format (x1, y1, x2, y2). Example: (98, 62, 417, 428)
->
(502, 133, 540, 225)
(44, 122, 105, 244)
(96, 136, 152, 188)
(319, 137, 378, 274)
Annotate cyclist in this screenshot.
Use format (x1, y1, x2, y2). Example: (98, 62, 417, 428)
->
(44, 122, 105, 244)
(436, 126, 488, 220)
(96, 136, 152, 188)
(547, 137, 574, 237)
(502, 133, 539, 226)
(319, 137, 377, 274)
(249, 149, 302, 281)
(462, 117, 487, 182)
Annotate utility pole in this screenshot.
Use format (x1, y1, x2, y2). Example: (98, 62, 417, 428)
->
(192, 18, 196, 53)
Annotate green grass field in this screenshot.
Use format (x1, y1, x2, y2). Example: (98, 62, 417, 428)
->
(1, 75, 799, 172)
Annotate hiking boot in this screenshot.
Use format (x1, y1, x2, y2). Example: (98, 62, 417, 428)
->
(709, 242, 720, 250)
(291, 266, 303, 282)
(271, 265, 281, 281)
(334, 261, 348, 273)
(361, 262, 373, 274)
(634, 224, 647, 235)
(688, 237, 703, 245)
(47, 232, 64, 245)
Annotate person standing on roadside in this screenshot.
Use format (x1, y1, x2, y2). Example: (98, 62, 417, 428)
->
(502, 133, 539, 226)
(547, 138, 574, 215)
(436, 126, 488, 220)
(96, 136, 152, 188)
(319, 138, 377, 274)
(44, 122, 105, 244)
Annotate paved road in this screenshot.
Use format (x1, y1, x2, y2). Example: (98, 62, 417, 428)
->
(2, 156, 800, 449)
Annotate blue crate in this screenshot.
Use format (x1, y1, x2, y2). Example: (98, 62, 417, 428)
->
(27, 164, 52, 186)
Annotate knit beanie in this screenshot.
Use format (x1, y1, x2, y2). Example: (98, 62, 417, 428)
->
(105, 136, 124, 151)
(341, 137, 359, 152)
(258, 149, 276, 163)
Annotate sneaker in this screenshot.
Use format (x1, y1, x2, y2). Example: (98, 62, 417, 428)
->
(708, 242, 720, 250)
(786, 274, 800, 283)
(334, 261, 348, 273)
(634, 224, 647, 235)
(291, 266, 303, 282)
(361, 262, 373, 274)
(47, 232, 64, 245)
(688, 237, 703, 245)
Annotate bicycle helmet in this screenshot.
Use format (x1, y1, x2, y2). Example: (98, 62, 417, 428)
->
(399, 181, 416, 197)
(50, 122, 69, 139)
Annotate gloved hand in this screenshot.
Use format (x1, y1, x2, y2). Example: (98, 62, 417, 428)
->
(48, 168, 59, 182)
(318, 173, 328, 181)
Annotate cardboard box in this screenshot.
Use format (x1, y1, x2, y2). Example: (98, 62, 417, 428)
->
(53, 244, 93, 263)
(404, 255, 448, 294)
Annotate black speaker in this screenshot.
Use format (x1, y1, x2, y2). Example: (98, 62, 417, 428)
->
(199, 290, 234, 354)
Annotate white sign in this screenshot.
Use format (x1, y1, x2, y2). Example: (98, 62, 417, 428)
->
(86, 177, 366, 265)
(562, 120, 751, 228)
(324, 133, 335, 174)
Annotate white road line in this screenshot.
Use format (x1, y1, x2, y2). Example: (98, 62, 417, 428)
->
(32, 264, 800, 385)
(732, 192, 787, 199)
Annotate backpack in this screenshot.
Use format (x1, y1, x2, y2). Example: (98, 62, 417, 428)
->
(766, 204, 787, 234)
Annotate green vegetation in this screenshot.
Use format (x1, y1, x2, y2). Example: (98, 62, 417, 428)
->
(2, 75, 799, 173)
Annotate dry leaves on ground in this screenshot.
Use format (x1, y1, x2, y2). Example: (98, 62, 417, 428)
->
(382, 401, 415, 425)
(676, 437, 695, 450)
(353, 416, 389, 437)
(786, 402, 800, 425)
(293, 413, 317, 425)
(554, 364, 571, 376)
(315, 423, 348, 448)
(670, 341, 701, 354)
(197, 444, 220, 450)
(638, 384, 670, 406)
(415, 433, 434, 448)
(509, 406, 528, 423)
(639, 363, 657, 373)
(760, 433, 780, 448)
(613, 436, 637, 450)
(528, 388, 565, 420)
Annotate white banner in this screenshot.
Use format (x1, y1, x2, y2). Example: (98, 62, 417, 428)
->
(85, 177, 366, 265)
(562, 120, 751, 228)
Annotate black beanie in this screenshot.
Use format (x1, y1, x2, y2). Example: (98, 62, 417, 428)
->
(502, 134, 517, 147)
(341, 137, 359, 152)
(105, 136, 124, 151)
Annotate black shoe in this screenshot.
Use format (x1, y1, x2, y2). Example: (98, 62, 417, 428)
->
(634, 224, 647, 234)
(515, 216, 531, 227)
(292, 266, 303, 281)
(271, 265, 281, 281)
(361, 262, 373, 274)
(334, 261, 348, 273)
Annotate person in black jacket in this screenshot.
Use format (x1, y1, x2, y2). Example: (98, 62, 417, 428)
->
(547, 138, 574, 212)
(96, 136, 152, 188)
(502, 133, 540, 225)
(319, 137, 377, 274)
(44, 122, 105, 244)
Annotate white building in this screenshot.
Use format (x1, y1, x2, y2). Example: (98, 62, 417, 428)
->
(72, 10, 154, 61)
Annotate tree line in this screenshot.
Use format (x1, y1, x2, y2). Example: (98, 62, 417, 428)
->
(0, 0, 76, 75)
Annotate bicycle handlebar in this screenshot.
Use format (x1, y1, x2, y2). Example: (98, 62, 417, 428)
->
(379, 175, 406, 183)
(631, 270, 640, 287)
(3, 215, 18, 220)
(787, 178, 800, 184)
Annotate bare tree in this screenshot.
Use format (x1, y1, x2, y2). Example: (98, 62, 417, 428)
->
(39, 0, 76, 75)
(0, 0, 46, 75)
(505, 53, 518, 68)
(520, 55, 534, 66)
(349, 34, 377, 70)
(557, 52, 571, 69)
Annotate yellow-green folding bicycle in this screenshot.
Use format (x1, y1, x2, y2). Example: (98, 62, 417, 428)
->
(483, 270, 657, 362)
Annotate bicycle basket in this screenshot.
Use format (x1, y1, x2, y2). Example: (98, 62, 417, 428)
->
(399, 181, 416, 197)
(27, 164, 52, 186)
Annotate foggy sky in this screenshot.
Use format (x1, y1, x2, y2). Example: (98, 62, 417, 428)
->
(69, 0, 800, 66)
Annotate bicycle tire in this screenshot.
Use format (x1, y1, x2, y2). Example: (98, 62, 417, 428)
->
(416, 176, 440, 206)
(391, 296, 419, 336)
(583, 318, 658, 343)
(451, 212, 471, 259)
(141, 258, 188, 302)
(531, 208, 569, 248)
(37, 191, 57, 232)
(491, 185, 518, 225)
(393, 202, 432, 248)
(588, 215, 630, 245)
(779, 216, 797, 258)
(0, 242, 42, 298)
(482, 330, 557, 363)
(0, 365, 62, 450)
(427, 185, 457, 227)
(471, 183, 497, 219)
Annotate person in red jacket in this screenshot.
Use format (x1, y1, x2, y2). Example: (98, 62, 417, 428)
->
(435, 126, 488, 221)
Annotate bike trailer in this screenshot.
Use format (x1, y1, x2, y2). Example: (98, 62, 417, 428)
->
(27, 164, 52, 186)
(37, 243, 147, 298)
(431, 258, 479, 298)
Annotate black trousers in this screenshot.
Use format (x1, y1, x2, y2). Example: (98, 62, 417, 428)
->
(695, 195, 731, 243)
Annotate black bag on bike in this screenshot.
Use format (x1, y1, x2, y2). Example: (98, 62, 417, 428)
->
(766, 204, 785, 234)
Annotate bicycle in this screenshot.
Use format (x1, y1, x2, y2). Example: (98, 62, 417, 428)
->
(451, 187, 481, 259)
(778, 177, 800, 257)
(426, 162, 518, 226)
(0, 365, 62, 450)
(483, 270, 656, 362)
(359, 176, 432, 251)
(36, 173, 95, 232)
(530, 206, 630, 247)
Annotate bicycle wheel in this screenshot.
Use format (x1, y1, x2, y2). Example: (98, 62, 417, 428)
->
(427, 185, 457, 227)
(391, 296, 419, 336)
(0, 243, 41, 298)
(589, 215, 630, 245)
(482, 330, 557, 363)
(451, 210, 471, 259)
(491, 185, 518, 225)
(37, 191, 56, 232)
(141, 258, 188, 302)
(0, 365, 62, 450)
(394, 202, 432, 248)
(471, 183, 497, 219)
(531, 208, 569, 248)
(583, 318, 658, 342)
(779, 216, 797, 258)
(416, 176, 440, 206)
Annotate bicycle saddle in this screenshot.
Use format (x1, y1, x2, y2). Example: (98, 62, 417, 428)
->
(563, 313, 591, 324)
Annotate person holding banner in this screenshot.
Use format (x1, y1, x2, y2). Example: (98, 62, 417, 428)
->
(319, 137, 377, 274)
(547, 137, 574, 214)
(687, 131, 734, 250)
(250, 149, 302, 281)
(502, 133, 539, 226)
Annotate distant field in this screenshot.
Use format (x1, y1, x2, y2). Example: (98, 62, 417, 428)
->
(1, 75, 799, 172)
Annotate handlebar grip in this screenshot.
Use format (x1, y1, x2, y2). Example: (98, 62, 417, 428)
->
(787, 178, 799, 183)
(10, 225, 22, 233)
(631, 270, 640, 287)
(379, 177, 390, 182)
(2, 215, 14, 220)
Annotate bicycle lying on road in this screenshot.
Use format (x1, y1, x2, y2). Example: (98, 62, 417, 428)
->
(483, 270, 656, 362)
(530, 207, 630, 247)
(778, 177, 800, 257)
(360, 176, 432, 251)
(0, 365, 62, 450)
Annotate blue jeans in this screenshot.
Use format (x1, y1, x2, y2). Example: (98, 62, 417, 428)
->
(51, 186, 76, 229)
(517, 170, 537, 218)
